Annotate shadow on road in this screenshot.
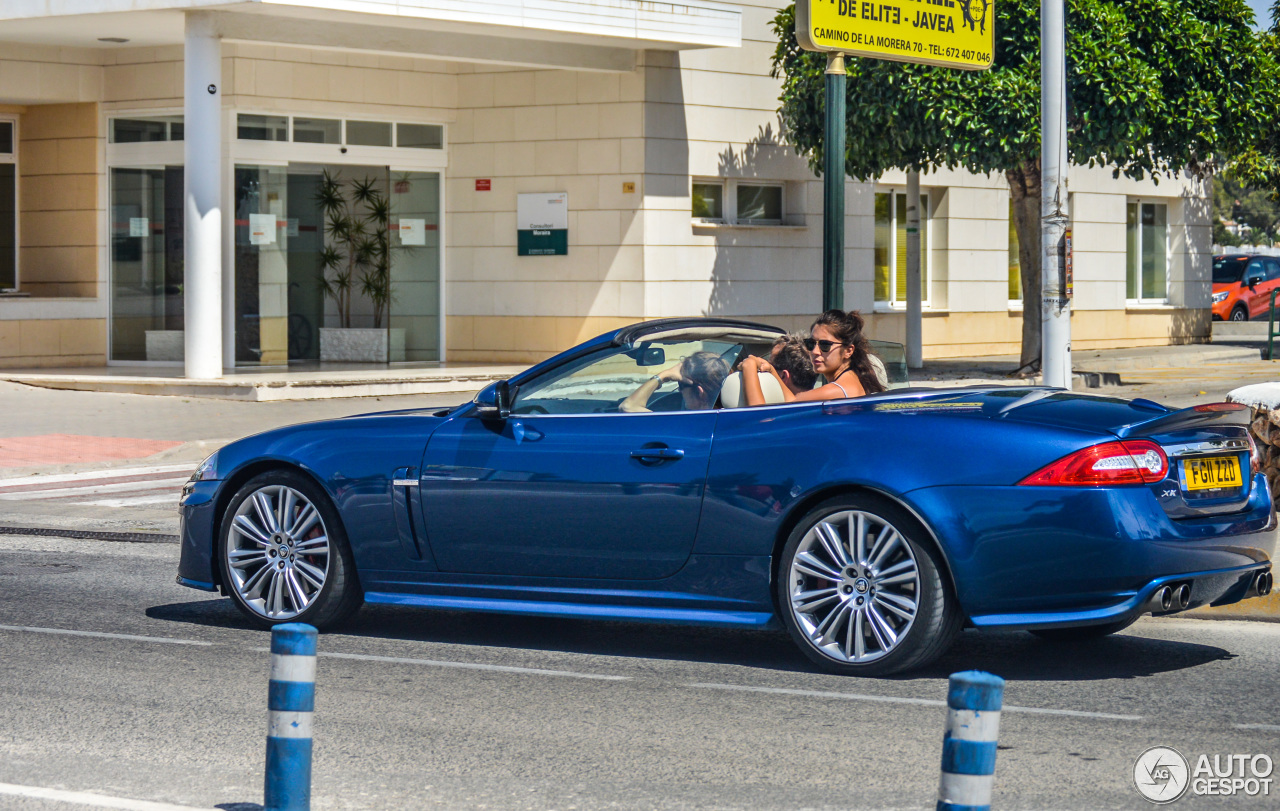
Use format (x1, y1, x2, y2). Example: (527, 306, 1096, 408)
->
(146, 600, 1234, 682)
(919, 627, 1235, 682)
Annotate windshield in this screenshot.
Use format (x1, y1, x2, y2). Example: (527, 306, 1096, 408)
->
(1213, 256, 1248, 284)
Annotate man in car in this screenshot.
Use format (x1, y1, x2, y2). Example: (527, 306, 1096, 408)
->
(769, 334, 818, 395)
(619, 351, 730, 413)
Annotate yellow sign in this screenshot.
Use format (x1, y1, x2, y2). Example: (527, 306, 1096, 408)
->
(797, 0, 994, 71)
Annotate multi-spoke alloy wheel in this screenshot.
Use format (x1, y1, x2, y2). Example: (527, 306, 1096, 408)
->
(777, 497, 959, 676)
(788, 509, 919, 663)
(219, 471, 362, 628)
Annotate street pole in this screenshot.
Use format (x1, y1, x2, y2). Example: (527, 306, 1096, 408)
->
(823, 52, 846, 312)
(905, 170, 922, 368)
(1041, 0, 1071, 388)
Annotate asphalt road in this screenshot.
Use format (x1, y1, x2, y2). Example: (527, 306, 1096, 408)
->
(1, 533, 1277, 811)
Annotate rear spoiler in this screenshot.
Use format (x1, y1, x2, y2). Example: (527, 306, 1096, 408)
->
(1115, 403, 1251, 439)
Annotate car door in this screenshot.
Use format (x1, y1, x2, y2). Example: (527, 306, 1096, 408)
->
(1261, 259, 1280, 318)
(417, 341, 729, 580)
(1244, 258, 1268, 317)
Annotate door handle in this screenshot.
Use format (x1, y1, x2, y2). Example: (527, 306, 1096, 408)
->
(630, 447, 685, 461)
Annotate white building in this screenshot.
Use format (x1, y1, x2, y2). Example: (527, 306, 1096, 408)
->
(0, 0, 1210, 375)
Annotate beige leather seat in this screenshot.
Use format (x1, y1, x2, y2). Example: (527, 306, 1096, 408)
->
(719, 371, 786, 408)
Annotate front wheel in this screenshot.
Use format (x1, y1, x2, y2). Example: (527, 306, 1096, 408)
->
(1231, 305, 1249, 322)
(776, 496, 960, 676)
(218, 470, 362, 629)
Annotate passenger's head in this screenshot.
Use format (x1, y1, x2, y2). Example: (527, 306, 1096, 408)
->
(679, 351, 730, 410)
(809, 309, 886, 395)
(770, 334, 818, 394)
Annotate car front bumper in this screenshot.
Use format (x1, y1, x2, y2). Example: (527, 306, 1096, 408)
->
(176, 480, 221, 593)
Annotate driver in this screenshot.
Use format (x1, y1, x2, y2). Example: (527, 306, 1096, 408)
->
(619, 351, 730, 413)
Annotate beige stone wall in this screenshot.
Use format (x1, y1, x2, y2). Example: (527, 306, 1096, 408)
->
(444, 62, 647, 361)
(0, 318, 106, 367)
(18, 102, 102, 298)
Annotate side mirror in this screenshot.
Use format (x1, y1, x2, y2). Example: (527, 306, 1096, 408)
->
(472, 380, 515, 420)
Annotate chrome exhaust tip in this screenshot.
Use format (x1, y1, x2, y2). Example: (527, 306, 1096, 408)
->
(1149, 585, 1173, 613)
(1261, 571, 1273, 597)
(1174, 583, 1191, 611)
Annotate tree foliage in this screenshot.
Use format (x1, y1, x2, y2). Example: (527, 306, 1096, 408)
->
(772, 0, 1279, 367)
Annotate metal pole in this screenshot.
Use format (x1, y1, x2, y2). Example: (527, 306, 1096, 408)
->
(905, 171, 923, 368)
(937, 670, 1005, 811)
(1041, 0, 1071, 388)
(823, 52, 846, 312)
(265, 623, 317, 811)
(183, 11, 224, 379)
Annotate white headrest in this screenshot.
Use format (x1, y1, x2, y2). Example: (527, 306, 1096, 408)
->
(719, 371, 787, 408)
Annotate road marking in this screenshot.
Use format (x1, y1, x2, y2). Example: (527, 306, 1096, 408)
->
(0, 782, 219, 810)
(686, 683, 1144, 721)
(1235, 723, 1280, 731)
(0, 464, 194, 489)
(0, 477, 188, 500)
(81, 494, 182, 508)
(0, 625, 214, 647)
(317, 650, 631, 681)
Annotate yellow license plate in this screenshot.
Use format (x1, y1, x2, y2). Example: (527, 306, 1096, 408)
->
(1182, 456, 1242, 491)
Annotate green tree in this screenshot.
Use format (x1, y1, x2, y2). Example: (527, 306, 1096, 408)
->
(772, 0, 1278, 370)
(315, 172, 394, 329)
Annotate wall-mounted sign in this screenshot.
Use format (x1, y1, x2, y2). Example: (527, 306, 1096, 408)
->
(399, 218, 427, 246)
(129, 217, 148, 237)
(249, 213, 276, 246)
(476, 179, 492, 191)
(622, 182, 636, 194)
(517, 193, 568, 256)
(796, 0, 994, 71)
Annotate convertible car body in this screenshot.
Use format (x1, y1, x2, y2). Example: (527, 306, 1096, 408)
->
(177, 318, 1276, 675)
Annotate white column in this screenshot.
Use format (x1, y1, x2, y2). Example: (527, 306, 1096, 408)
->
(1041, 0, 1071, 388)
(183, 12, 223, 379)
(905, 171, 923, 369)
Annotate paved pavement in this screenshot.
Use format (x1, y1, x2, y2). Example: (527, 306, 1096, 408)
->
(1, 531, 1278, 810)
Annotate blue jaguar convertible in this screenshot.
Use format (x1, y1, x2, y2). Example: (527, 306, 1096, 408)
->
(177, 318, 1276, 675)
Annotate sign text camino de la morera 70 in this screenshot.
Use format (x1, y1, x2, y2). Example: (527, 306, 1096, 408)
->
(797, 0, 994, 70)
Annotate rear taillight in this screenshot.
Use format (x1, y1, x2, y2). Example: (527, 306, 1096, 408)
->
(1019, 440, 1169, 486)
(1248, 432, 1261, 474)
(1193, 403, 1248, 413)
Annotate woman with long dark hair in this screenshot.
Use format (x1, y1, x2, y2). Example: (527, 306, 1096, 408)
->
(739, 309, 885, 404)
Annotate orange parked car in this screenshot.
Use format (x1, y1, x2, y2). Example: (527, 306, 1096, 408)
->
(1213, 254, 1280, 321)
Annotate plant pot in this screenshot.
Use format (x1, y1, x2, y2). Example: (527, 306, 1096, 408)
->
(319, 328, 406, 363)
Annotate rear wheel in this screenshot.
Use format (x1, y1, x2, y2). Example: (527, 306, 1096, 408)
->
(1231, 304, 1248, 322)
(218, 470, 362, 629)
(1029, 618, 1136, 641)
(776, 496, 960, 676)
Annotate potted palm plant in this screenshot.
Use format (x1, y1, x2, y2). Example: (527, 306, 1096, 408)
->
(316, 171, 404, 362)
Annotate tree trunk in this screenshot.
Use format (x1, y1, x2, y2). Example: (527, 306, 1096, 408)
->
(1007, 160, 1043, 373)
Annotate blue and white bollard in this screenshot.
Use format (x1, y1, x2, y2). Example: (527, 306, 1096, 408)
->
(265, 623, 317, 811)
(937, 670, 1004, 811)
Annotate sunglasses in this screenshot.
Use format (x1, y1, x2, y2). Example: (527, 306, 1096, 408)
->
(803, 339, 847, 353)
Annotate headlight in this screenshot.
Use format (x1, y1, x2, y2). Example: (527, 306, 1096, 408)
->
(189, 452, 220, 482)
(1213, 291, 1229, 304)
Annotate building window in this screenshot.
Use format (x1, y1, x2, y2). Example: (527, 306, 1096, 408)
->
(110, 116, 184, 143)
(397, 123, 444, 150)
(1128, 201, 1168, 301)
(692, 183, 724, 220)
(736, 183, 783, 224)
(237, 114, 288, 142)
(347, 120, 392, 147)
(691, 179, 786, 225)
(0, 118, 14, 291)
(293, 117, 342, 145)
(874, 190, 929, 307)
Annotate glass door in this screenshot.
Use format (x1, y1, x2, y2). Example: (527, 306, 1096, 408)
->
(109, 166, 184, 361)
(389, 171, 441, 362)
